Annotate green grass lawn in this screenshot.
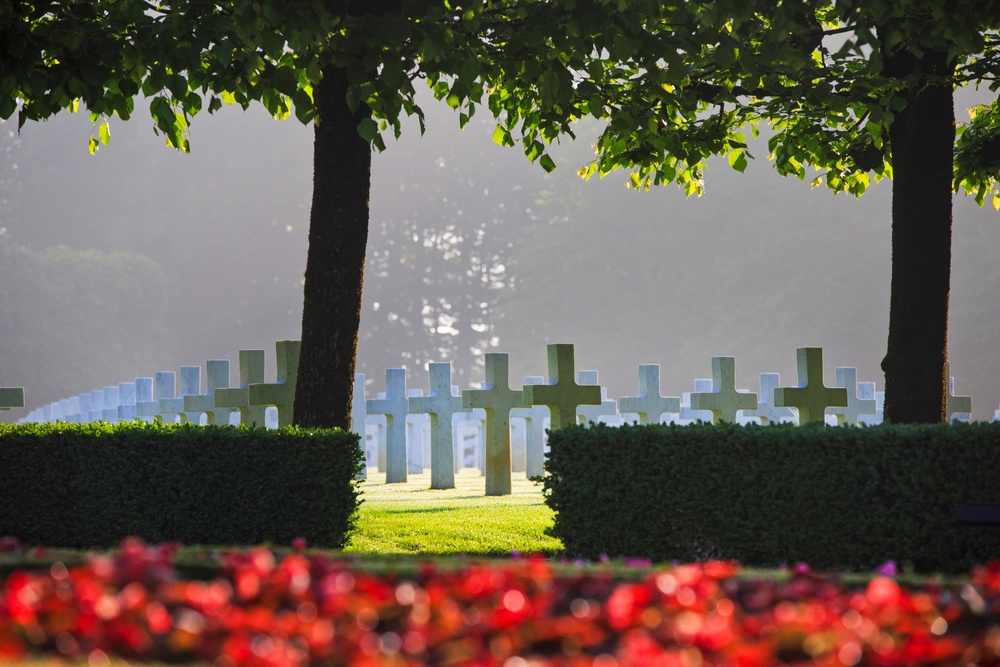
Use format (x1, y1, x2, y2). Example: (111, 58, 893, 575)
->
(344, 467, 562, 556)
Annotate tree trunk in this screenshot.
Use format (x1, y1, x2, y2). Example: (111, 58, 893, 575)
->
(881, 47, 955, 424)
(293, 65, 372, 430)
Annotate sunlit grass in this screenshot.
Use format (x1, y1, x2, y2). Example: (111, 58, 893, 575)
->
(344, 467, 562, 556)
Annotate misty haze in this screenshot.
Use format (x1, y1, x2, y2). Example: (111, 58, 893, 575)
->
(2, 88, 998, 422)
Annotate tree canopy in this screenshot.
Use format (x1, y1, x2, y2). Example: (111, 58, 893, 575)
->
(6, 0, 1000, 424)
(480, 0, 1000, 423)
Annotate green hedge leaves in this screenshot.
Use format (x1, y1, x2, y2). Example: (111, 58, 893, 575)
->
(544, 422, 1000, 573)
(0, 422, 364, 550)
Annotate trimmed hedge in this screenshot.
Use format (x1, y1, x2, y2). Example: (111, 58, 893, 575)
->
(0, 422, 364, 549)
(544, 421, 1000, 573)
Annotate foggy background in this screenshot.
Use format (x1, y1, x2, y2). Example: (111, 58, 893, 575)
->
(1, 86, 997, 422)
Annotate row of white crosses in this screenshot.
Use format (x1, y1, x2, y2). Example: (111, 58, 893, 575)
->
(17, 341, 302, 432)
(359, 345, 976, 496)
(12, 341, 977, 498)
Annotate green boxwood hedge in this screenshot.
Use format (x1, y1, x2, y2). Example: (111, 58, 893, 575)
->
(0, 422, 364, 549)
(544, 421, 1000, 573)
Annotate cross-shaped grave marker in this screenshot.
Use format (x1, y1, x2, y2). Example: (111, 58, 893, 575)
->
(159, 366, 202, 424)
(690, 357, 759, 424)
(409, 362, 468, 489)
(135, 374, 170, 423)
(748, 373, 797, 425)
(511, 376, 548, 479)
(101, 386, 120, 423)
(117, 381, 138, 421)
(248, 340, 300, 428)
(827, 367, 877, 426)
(352, 373, 368, 479)
(619, 364, 680, 424)
(463, 353, 525, 496)
(87, 390, 103, 422)
(0, 387, 24, 412)
(184, 360, 237, 425)
(576, 370, 619, 426)
(215, 350, 267, 426)
(773, 347, 848, 424)
(522, 344, 601, 431)
(946, 362, 972, 422)
(367, 368, 409, 483)
(405, 389, 427, 474)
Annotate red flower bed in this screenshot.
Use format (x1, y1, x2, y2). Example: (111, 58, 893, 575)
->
(2, 539, 999, 666)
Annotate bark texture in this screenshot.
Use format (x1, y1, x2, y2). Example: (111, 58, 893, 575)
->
(881, 46, 955, 424)
(293, 65, 372, 430)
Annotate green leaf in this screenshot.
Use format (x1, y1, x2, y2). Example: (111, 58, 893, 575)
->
(728, 149, 747, 172)
(357, 117, 379, 143)
(539, 154, 557, 173)
(88, 136, 99, 155)
(98, 121, 110, 146)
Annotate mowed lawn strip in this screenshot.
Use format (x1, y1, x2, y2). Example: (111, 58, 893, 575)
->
(345, 468, 562, 556)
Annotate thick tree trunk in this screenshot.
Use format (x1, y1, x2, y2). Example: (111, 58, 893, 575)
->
(881, 48, 955, 424)
(293, 65, 372, 429)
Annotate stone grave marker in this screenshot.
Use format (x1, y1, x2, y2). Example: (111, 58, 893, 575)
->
(0, 387, 24, 411)
(463, 353, 525, 496)
(690, 357, 758, 424)
(773, 348, 848, 424)
(409, 362, 468, 489)
(248, 340, 300, 428)
(159, 366, 202, 424)
(135, 374, 169, 423)
(405, 389, 427, 474)
(576, 370, 619, 426)
(523, 344, 601, 430)
(215, 350, 268, 427)
(184, 360, 236, 425)
(88, 389, 104, 422)
(946, 363, 972, 422)
(511, 376, 548, 479)
(828, 367, 877, 426)
(117, 381, 138, 421)
(352, 373, 368, 479)
(679, 379, 714, 424)
(101, 386, 120, 423)
(367, 368, 409, 483)
(746, 373, 796, 425)
(619, 364, 680, 424)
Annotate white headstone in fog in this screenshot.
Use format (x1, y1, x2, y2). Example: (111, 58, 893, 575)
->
(619, 364, 680, 424)
(367, 368, 410, 484)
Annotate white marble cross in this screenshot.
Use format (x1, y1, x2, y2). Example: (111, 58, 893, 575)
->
(576, 370, 619, 426)
(159, 366, 202, 424)
(523, 344, 601, 430)
(405, 389, 427, 474)
(946, 363, 972, 422)
(134, 375, 164, 423)
(215, 350, 267, 427)
(247, 340, 300, 428)
(184, 360, 236, 425)
(367, 368, 409, 483)
(101, 386, 120, 423)
(619, 364, 680, 424)
(463, 353, 525, 496)
(690, 357, 759, 424)
(773, 348, 848, 424)
(88, 390, 103, 422)
(351, 373, 368, 479)
(511, 376, 549, 479)
(679, 379, 714, 424)
(747, 373, 796, 425)
(827, 367, 877, 426)
(409, 362, 467, 489)
(117, 381, 138, 421)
